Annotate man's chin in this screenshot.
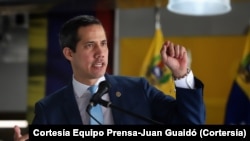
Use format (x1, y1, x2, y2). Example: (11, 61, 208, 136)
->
(92, 72, 105, 78)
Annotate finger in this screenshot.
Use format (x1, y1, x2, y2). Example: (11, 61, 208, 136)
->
(160, 44, 167, 59)
(167, 42, 175, 57)
(179, 46, 187, 59)
(15, 134, 29, 141)
(174, 44, 180, 58)
(14, 125, 21, 138)
(14, 125, 29, 141)
(21, 134, 29, 141)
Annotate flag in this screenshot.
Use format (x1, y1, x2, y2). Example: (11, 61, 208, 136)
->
(224, 25, 250, 125)
(139, 22, 176, 97)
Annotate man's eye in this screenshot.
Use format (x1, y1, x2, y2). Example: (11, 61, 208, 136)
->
(85, 44, 93, 48)
(101, 42, 107, 46)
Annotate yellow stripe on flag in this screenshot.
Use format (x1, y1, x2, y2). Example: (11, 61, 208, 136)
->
(236, 26, 250, 99)
(139, 27, 176, 97)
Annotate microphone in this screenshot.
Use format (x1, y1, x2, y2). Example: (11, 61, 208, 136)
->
(89, 81, 111, 106)
(86, 81, 111, 125)
(87, 80, 163, 125)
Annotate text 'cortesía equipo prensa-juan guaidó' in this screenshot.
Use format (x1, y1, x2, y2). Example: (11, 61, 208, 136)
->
(31, 128, 247, 138)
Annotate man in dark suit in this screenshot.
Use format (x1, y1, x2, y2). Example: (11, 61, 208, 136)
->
(14, 15, 205, 141)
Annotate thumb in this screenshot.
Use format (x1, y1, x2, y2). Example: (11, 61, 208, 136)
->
(14, 125, 29, 141)
(14, 125, 22, 138)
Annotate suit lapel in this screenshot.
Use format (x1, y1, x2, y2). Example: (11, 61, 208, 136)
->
(105, 74, 125, 124)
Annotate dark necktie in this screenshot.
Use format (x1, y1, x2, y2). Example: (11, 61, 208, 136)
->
(88, 85, 104, 125)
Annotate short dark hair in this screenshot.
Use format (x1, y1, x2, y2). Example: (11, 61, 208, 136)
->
(59, 15, 103, 52)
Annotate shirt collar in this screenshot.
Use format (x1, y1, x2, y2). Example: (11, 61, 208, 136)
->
(72, 75, 106, 98)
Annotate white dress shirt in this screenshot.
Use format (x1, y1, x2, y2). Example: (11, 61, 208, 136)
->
(73, 76, 114, 125)
(175, 70, 195, 89)
(72, 70, 194, 125)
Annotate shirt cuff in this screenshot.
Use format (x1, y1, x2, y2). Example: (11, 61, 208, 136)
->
(174, 70, 195, 89)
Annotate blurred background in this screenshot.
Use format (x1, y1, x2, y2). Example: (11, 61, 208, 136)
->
(0, 0, 250, 140)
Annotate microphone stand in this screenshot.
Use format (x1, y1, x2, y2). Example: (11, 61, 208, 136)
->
(97, 99, 164, 125)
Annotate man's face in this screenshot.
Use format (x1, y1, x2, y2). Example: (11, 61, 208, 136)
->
(68, 24, 109, 84)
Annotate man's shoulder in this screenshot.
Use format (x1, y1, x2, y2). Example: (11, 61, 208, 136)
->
(105, 74, 147, 83)
(36, 85, 69, 105)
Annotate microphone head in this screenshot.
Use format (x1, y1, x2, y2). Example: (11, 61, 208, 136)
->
(98, 81, 111, 93)
(90, 81, 111, 106)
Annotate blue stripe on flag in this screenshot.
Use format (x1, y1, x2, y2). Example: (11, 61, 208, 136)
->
(224, 81, 250, 124)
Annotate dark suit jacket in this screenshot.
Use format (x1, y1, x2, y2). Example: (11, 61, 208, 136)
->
(32, 73, 205, 125)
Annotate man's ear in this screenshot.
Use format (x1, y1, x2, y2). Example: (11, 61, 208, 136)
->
(63, 47, 72, 61)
